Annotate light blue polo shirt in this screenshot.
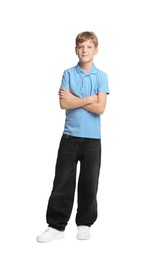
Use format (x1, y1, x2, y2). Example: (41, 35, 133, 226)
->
(60, 63, 109, 139)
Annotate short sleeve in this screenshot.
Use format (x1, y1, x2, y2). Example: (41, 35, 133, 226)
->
(98, 71, 110, 94)
(60, 70, 70, 89)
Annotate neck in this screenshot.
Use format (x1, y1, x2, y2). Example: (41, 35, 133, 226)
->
(79, 61, 93, 74)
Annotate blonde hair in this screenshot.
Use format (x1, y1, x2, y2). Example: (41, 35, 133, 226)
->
(75, 31, 99, 48)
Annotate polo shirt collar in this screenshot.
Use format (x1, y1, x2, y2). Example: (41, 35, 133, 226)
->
(75, 63, 97, 75)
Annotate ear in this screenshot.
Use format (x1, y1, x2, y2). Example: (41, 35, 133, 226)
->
(95, 47, 98, 55)
(75, 47, 78, 55)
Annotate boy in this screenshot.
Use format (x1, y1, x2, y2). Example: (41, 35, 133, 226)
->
(36, 31, 109, 242)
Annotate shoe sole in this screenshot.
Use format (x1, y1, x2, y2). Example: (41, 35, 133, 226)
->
(77, 236, 90, 240)
(36, 233, 65, 243)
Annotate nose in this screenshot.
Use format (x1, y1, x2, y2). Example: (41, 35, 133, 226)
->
(82, 46, 87, 52)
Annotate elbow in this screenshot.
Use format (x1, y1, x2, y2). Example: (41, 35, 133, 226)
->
(99, 107, 105, 115)
(60, 105, 66, 110)
(96, 106, 105, 115)
(60, 103, 66, 109)
(98, 101, 106, 114)
(93, 102, 106, 115)
(60, 100, 68, 110)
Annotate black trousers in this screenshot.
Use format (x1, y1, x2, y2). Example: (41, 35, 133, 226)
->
(46, 134, 101, 231)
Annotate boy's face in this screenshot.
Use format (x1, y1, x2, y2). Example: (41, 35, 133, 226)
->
(75, 40, 98, 64)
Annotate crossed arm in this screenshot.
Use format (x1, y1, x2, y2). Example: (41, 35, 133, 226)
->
(59, 88, 107, 115)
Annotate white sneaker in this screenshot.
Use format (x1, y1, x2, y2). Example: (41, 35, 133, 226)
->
(77, 226, 91, 240)
(36, 227, 65, 243)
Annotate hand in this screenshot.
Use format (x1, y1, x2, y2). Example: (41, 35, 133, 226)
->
(58, 88, 78, 100)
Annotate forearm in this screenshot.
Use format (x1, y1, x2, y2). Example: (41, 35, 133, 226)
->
(83, 103, 105, 114)
(59, 88, 97, 109)
(60, 96, 94, 109)
(83, 92, 107, 114)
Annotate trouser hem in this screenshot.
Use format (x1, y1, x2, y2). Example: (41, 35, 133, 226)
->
(48, 224, 65, 231)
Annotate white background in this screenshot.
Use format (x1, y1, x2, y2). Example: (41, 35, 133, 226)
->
(0, 0, 146, 259)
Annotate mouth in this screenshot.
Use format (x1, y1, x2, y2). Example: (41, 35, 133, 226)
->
(81, 55, 88, 57)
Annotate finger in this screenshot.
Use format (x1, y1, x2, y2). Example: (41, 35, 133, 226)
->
(61, 88, 70, 93)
